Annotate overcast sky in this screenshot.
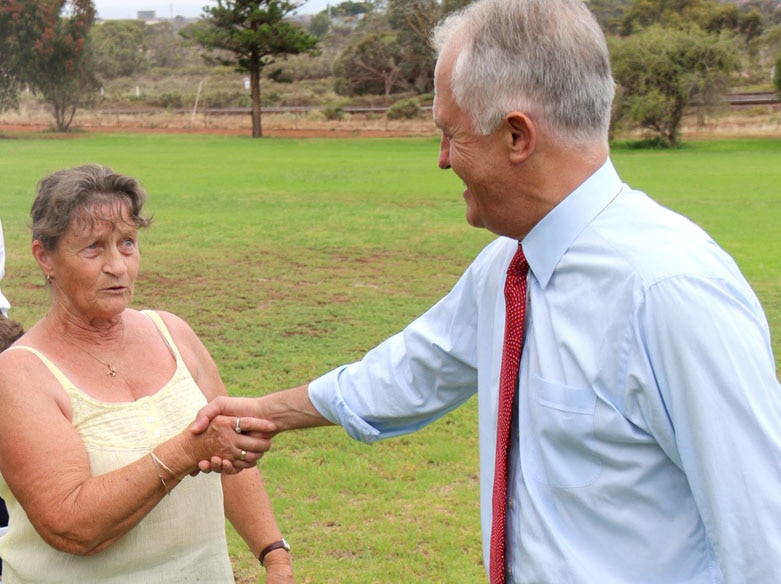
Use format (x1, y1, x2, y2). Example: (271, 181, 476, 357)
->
(93, 0, 331, 20)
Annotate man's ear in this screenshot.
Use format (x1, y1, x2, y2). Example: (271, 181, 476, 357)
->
(505, 111, 536, 163)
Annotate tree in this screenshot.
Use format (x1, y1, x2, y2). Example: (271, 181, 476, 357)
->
(330, 1, 373, 16)
(387, 0, 470, 93)
(775, 53, 781, 96)
(0, 68, 20, 115)
(183, 0, 319, 138)
(587, 0, 634, 35)
(621, 0, 766, 44)
(1, 0, 98, 131)
(610, 24, 741, 147)
(146, 21, 201, 69)
(0, 3, 24, 113)
(90, 20, 147, 79)
(33, 0, 99, 131)
(333, 29, 406, 101)
(308, 12, 330, 38)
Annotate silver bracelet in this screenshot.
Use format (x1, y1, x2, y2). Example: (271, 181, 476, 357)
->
(149, 452, 171, 495)
(150, 450, 186, 481)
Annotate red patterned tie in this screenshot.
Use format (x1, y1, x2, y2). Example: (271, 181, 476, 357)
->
(490, 244, 529, 584)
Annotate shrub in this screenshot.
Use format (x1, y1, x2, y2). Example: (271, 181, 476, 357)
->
(203, 90, 243, 108)
(155, 91, 184, 109)
(322, 104, 345, 120)
(386, 97, 421, 120)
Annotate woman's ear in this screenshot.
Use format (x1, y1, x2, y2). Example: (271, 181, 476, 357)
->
(505, 111, 536, 164)
(32, 240, 53, 278)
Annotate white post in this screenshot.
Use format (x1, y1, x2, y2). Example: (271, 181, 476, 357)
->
(190, 79, 204, 127)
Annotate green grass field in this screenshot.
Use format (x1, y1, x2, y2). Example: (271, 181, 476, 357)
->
(1, 132, 779, 583)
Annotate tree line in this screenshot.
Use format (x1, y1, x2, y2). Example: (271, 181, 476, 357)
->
(2, 0, 781, 144)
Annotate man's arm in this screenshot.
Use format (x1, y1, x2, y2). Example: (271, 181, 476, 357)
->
(191, 384, 334, 472)
(192, 384, 333, 433)
(642, 275, 781, 581)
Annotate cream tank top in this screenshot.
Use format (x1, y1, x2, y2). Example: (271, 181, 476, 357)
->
(0, 310, 235, 583)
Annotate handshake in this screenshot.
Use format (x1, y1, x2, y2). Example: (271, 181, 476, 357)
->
(189, 386, 332, 473)
(189, 397, 276, 474)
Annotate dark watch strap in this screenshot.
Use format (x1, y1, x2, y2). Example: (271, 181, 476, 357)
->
(259, 538, 290, 566)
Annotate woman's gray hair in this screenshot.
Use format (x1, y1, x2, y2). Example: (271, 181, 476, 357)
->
(431, 0, 615, 146)
(31, 164, 153, 251)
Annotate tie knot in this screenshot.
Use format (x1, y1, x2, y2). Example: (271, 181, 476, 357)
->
(507, 245, 529, 278)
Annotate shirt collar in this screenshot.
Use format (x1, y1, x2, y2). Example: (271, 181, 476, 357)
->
(521, 159, 624, 288)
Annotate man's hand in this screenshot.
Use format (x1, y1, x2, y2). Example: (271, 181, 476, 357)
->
(191, 396, 269, 434)
(190, 397, 276, 473)
(191, 386, 332, 473)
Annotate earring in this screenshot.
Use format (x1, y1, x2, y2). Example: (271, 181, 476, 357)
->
(45, 274, 52, 284)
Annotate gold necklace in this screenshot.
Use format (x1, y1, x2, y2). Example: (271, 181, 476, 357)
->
(48, 314, 125, 378)
(69, 325, 125, 378)
(71, 342, 120, 377)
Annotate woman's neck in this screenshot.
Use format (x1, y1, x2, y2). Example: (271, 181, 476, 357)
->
(45, 307, 126, 345)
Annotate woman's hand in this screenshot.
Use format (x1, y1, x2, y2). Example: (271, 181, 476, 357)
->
(169, 414, 277, 476)
(264, 558, 295, 584)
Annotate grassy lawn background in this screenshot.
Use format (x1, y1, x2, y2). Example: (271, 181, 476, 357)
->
(1, 132, 779, 583)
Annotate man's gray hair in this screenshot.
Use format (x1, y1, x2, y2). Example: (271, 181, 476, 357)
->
(431, 0, 615, 145)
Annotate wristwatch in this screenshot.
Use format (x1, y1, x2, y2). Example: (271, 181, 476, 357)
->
(259, 538, 291, 566)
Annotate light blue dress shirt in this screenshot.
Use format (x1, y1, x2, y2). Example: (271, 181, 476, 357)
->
(309, 159, 781, 583)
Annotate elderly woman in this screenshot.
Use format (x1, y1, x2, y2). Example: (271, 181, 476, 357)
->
(0, 165, 293, 583)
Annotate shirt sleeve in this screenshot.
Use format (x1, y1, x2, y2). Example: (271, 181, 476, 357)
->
(309, 262, 482, 444)
(639, 272, 781, 582)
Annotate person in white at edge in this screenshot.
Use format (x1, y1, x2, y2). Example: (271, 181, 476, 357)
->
(192, 0, 781, 582)
(0, 219, 10, 318)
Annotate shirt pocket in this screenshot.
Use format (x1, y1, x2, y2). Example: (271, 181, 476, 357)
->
(526, 375, 602, 488)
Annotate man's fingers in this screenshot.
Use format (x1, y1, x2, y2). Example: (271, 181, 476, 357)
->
(237, 416, 277, 436)
(191, 397, 273, 435)
(190, 399, 223, 434)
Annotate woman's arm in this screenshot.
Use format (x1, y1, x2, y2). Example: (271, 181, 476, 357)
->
(223, 469, 294, 582)
(160, 311, 294, 582)
(0, 343, 269, 555)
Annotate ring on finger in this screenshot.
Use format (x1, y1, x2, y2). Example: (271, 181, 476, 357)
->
(235, 417, 242, 434)
(240, 449, 247, 461)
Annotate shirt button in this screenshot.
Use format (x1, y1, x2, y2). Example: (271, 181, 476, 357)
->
(154, 431, 161, 438)
(508, 498, 515, 509)
(148, 416, 155, 423)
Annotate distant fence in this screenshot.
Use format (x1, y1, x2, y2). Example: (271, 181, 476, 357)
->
(90, 94, 776, 118)
(93, 104, 425, 117)
(724, 92, 779, 106)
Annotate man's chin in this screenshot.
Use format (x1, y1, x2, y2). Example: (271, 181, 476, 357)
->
(465, 208, 485, 229)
